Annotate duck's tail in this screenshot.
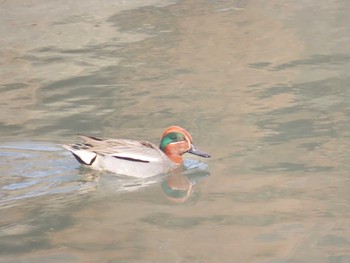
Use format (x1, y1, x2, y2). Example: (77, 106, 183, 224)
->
(62, 144, 97, 166)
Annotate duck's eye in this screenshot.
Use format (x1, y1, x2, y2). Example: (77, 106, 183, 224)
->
(160, 132, 185, 150)
(168, 132, 185, 142)
(177, 134, 186, 142)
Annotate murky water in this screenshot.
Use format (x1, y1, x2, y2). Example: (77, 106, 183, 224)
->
(1, 0, 350, 262)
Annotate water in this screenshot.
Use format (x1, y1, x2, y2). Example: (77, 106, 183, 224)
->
(1, 0, 350, 262)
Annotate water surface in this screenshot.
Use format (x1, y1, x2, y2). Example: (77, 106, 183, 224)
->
(1, 0, 350, 262)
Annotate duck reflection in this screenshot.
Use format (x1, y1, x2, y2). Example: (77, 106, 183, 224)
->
(77, 159, 210, 203)
(161, 169, 210, 203)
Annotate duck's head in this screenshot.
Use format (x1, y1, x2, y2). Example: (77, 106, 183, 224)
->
(159, 126, 211, 164)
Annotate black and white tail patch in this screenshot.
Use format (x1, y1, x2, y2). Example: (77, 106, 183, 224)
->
(69, 149, 97, 165)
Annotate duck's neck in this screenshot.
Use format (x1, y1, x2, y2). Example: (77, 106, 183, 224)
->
(161, 146, 183, 164)
(166, 154, 183, 165)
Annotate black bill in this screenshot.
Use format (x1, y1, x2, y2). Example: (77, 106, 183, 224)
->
(187, 144, 211, 158)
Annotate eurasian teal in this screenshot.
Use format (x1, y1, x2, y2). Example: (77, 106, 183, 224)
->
(63, 126, 210, 177)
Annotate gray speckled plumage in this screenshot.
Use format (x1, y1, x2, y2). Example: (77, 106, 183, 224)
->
(63, 135, 176, 178)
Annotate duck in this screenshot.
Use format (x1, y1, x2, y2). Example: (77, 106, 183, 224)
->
(62, 126, 210, 178)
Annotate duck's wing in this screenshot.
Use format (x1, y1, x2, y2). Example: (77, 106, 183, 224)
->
(63, 135, 163, 165)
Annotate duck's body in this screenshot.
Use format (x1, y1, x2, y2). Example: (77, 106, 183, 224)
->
(63, 126, 210, 178)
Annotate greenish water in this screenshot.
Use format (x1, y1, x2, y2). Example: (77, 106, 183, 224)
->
(1, 0, 350, 262)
